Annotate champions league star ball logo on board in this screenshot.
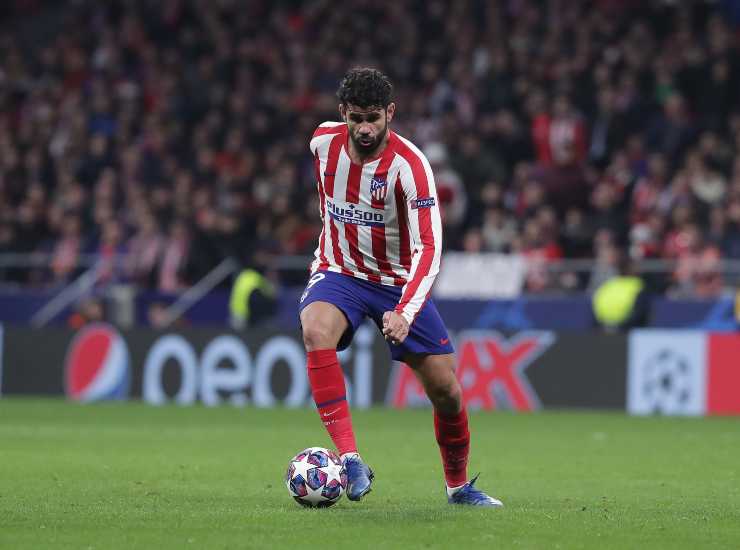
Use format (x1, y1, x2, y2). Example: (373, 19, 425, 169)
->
(64, 323, 131, 402)
(370, 177, 388, 201)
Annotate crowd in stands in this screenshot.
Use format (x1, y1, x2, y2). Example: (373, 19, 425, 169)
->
(0, 0, 739, 297)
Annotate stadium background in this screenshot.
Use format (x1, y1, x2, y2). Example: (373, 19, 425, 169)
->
(1, 0, 739, 413)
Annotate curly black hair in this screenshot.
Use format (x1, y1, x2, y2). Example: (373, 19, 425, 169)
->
(336, 68, 393, 108)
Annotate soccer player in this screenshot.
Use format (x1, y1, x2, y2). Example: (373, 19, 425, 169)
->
(300, 68, 502, 507)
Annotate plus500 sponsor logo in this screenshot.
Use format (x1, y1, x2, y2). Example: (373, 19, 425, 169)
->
(326, 200, 384, 227)
(142, 327, 375, 407)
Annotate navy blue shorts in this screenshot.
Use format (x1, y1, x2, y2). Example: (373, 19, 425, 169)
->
(298, 270, 454, 361)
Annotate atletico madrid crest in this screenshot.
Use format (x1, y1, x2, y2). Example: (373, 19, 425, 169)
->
(370, 177, 388, 201)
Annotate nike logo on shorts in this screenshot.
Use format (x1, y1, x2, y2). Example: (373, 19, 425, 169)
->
(440, 338, 450, 345)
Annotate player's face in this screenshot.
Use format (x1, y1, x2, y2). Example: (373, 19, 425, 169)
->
(341, 103, 395, 156)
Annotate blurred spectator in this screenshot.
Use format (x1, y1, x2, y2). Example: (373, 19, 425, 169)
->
(589, 230, 621, 291)
(589, 87, 628, 168)
(0, 221, 20, 283)
(67, 297, 105, 329)
(424, 142, 467, 238)
(481, 207, 517, 253)
(518, 217, 563, 292)
(50, 214, 83, 283)
(561, 208, 593, 258)
(461, 228, 484, 254)
(449, 135, 505, 202)
(158, 220, 190, 293)
(630, 154, 670, 224)
(126, 211, 165, 287)
(532, 94, 588, 168)
(722, 198, 740, 258)
(672, 225, 724, 297)
(95, 219, 127, 284)
(646, 93, 697, 163)
(587, 183, 627, 242)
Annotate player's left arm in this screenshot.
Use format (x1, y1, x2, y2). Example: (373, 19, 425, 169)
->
(383, 151, 443, 344)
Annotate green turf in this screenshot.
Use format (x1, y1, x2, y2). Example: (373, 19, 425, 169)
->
(0, 399, 738, 549)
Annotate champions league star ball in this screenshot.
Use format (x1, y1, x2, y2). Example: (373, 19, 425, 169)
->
(285, 447, 347, 508)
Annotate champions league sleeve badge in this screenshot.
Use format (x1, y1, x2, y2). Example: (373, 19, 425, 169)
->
(410, 197, 436, 209)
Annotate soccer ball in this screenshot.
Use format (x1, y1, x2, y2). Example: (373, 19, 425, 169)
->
(285, 447, 346, 508)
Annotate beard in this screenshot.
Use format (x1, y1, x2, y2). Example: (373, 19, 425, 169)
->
(350, 123, 387, 156)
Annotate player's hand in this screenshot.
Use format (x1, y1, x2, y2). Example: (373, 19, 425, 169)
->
(382, 311, 409, 345)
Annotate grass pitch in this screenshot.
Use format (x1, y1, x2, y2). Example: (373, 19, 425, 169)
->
(0, 399, 738, 549)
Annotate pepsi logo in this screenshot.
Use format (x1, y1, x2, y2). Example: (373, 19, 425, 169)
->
(64, 323, 131, 402)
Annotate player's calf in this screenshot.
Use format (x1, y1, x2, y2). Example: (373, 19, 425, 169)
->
(306, 349, 358, 456)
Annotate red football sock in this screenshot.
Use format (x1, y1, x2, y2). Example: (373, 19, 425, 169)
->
(434, 407, 470, 488)
(307, 349, 357, 455)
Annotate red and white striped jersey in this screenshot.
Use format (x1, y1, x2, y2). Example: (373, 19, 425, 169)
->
(309, 121, 443, 325)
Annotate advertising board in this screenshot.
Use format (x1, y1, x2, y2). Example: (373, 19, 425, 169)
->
(1, 324, 631, 411)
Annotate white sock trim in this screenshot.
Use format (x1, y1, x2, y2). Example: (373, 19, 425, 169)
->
(340, 452, 360, 461)
(446, 483, 466, 497)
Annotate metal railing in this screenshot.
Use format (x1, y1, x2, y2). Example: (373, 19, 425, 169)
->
(157, 257, 238, 328)
(30, 264, 103, 327)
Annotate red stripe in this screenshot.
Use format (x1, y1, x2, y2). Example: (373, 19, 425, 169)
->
(312, 124, 344, 139)
(345, 162, 381, 283)
(346, 160, 362, 203)
(394, 141, 437, 314)
(329, 220, 352, 276)
(371, 193, 385, 209)
(369, 223, 390, 272)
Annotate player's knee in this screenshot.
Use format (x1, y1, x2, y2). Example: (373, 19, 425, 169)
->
(428, 378, 462, 415)
(302, 323, 337, 351)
